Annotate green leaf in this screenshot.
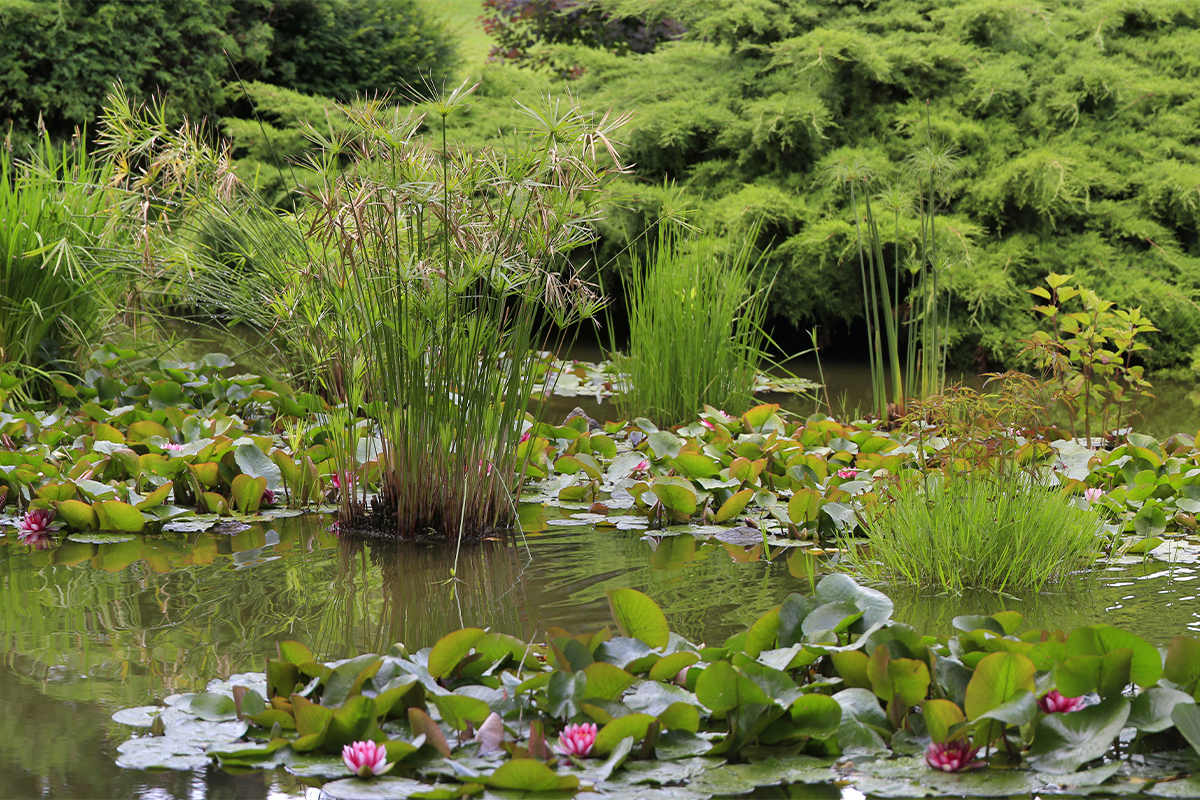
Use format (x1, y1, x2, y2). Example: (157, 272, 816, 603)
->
(593, 714, 657, 756)
(694, 660, 770, 713)
(233, 443, 282, 490)
(1028, 695, 1130, 774)
(1164, 636, 1200, 695)
(788, 693, 842, 738)
(1065, 625, 1162, 687)
(606, 588, 670, 648)
(971, 690, 1038, 729)
(408, 708, 450, 757)
(715, 488, 755, 523)
(94, 500, 145, 532)
(427, 628, 486, 679)
(582, 662, 637, 702)
(190, 692, 237, 721)
(745, 607, 780, 657)
(1173, 702, 1200, 755)
(1128, 687, 1195, 734)
(923, 699, 966, 743)
(56, 499, 98, 531)
(428, 694, 489, 730)
(964, 652, 1036, 721)
(231, 473, 267, 514)
(647, 651, 700, 683)
(148, 381, 186, 409)
(650, 477, 698, 516)
(135, 482, 173, 510)
(1055, 651, 1131, 699)
(647, 431, 684, 459)
(488, 759, 579, 791)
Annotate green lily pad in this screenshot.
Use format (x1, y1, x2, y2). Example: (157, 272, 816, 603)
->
(1028, 695, 1131, 774)
(319, 777, 436, 799)
(69, 532, 136, 544)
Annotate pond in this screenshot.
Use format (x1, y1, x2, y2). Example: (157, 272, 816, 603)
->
(3, 511, 1198, 799)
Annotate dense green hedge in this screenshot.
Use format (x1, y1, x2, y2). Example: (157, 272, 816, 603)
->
(499, 0, 1200, 371)
(0, 0, 457, 142)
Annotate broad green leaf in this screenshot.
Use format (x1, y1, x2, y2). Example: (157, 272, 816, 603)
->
(1164, 636, 1200, 696)
(1173, 703, 1200, 755)
(788, 693, 842, 738)
(1055, 651, 1131, 699)
(1128, 687, 1195, 734)
(964, 652, 1036, 720)
(923, 699, 966, 743)
(94, 500, 145, 532)
(592, 713, 657, 756)
(190, 692, 237, 721)
(56, 499, 98, 531)
(428, 694, 489, 730)
(582, 662, 637, 702)
(715, 488, 755, 523)
(427, 628, 486, 679)
(606, 588, 670, 648)
(1028, 695, 1131, 774)
(745, 607, 780, 657)
(694, 660, 770, 713)
(647, 651, 700, 683)
(1066, 625, 1162, 687)
(488, 759, 579, 791)
(234, 443, 282, 490)
(650, 477, 698, 516)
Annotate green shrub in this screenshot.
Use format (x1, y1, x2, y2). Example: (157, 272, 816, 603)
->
(847, 469, 1102, 594)
(0, 0, 457, 143)
(611, 230, 771, 427)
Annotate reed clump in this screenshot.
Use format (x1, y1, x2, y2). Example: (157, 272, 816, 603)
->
(612, 230, 770, 427)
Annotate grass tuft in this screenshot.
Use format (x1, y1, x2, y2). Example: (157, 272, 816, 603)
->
(844, 470, 1103, 594)
(611, 231, 770, 427)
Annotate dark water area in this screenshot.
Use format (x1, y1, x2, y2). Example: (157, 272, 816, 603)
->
(3, 510, 1199, 799)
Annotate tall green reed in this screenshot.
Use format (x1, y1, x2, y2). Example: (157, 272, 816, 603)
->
(0, 131, 118, 395)
(97, 85, 628, 541)
(823, 121, 962, 419)
(610, 228, 772, 427)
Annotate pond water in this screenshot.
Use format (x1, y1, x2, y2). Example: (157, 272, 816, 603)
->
(3, 510, 1199, 799)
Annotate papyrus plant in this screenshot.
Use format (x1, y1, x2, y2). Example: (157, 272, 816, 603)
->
(98, 83, 630, 541)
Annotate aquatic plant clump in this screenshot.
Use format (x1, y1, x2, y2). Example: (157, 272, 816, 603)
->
(611, 229, 774, 427)
(850, 471, 1103, 593)
(109, 577, 1200, 799)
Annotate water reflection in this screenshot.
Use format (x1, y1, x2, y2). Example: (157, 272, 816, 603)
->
(3, 512, 1200, 798)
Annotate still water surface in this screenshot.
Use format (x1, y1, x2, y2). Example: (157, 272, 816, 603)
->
(3, 511, 1199, 799)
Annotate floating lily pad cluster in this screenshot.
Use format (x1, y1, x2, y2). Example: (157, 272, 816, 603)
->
(111, 576, 1200, 798)
(1, 348, 354, 536)
(519, 403, 1200, 562)
(4, 349, 1200, 569)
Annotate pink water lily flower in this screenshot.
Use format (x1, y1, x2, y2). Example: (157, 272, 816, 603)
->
(1083, 487, 1104, 503)
(700, 419, 715, 430)
(925, 739, 986, 772)
(1039, 690, 1085, 714)
(554, 722, 597, 757)
(164, 442, 184, 452)
(633, 459, 650, 473)
(836, 468, 858, 480)
(17, 508, 57, 535)
(342, 740, 394, 778)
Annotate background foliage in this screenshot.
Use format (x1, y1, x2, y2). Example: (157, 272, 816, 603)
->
(471, 0, 1200, 371)
(0, 0, 457, 143)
